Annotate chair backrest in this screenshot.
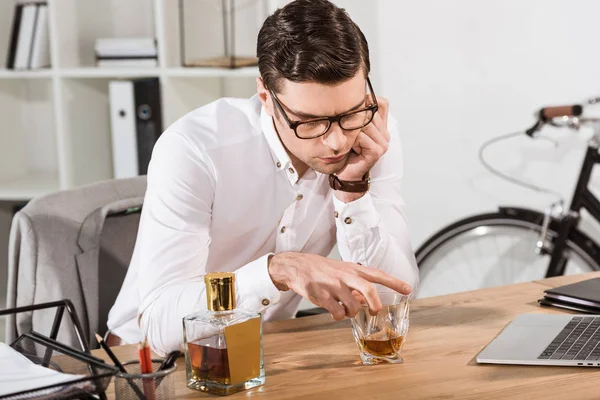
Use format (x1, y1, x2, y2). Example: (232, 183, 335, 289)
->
(5, 177, 146, 349)
(97, 209, 141, 338)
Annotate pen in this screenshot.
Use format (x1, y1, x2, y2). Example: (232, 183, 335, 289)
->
(95, 333, 127, 373)
(158, 350, 182, 371)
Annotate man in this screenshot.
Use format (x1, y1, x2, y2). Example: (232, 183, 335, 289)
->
(107, 0, 419, 355)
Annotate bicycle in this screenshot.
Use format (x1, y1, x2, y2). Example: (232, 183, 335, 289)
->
(415, 98, 600, 298)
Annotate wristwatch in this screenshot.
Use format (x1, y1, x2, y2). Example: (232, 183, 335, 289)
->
(328, 171, 370, 193)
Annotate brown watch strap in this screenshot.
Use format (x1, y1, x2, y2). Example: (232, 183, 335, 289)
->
(328, 172, 370, 193)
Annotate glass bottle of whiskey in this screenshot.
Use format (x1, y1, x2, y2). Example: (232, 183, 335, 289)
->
(183, 272, 264, 396)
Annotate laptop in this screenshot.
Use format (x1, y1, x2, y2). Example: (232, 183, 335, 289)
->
(542, 277, 600, 310)
(476, 314, 600, 367)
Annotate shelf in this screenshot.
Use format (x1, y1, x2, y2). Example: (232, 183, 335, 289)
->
(0, 79, 58, 199)
(0, 172, 59, 200)
(0, 69, 54, 79)
(55, 67, 260, 79)
(165, 67, 259, 78)
(0, 0, 269, 201)
(59, 68, 161, 78)
(54, 0, 156, 69)
(60, 78, 114, 188)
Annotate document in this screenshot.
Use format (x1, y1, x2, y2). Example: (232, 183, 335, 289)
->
(0, 342, 89, 398)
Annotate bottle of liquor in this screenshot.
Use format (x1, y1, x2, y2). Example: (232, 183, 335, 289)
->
(183, 272, 265, 395)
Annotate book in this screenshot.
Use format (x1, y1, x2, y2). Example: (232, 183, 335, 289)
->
(95, 37, 157, 58)
(97, 58, 158, 68)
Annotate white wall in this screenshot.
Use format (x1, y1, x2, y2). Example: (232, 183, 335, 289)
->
(3, 0, 599, 317)
(376, 0, 600, 248)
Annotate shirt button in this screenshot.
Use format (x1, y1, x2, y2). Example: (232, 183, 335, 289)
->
(334, 211, 339, 218)
(276, 162, 281, 168)
(280, 226, 286, 233)
(344, 217, 352, 224)
(262, 299, 270, 306)
(288, 167, 295, 174)
(296, 194, 303, 201)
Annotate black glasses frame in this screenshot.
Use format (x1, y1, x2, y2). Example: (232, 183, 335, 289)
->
(269, 78, 379, 140)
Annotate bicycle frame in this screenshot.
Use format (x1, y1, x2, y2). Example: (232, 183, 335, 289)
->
(546, 123, 600, 277)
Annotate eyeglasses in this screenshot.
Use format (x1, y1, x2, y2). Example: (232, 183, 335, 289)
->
(269, 78, 379, 140)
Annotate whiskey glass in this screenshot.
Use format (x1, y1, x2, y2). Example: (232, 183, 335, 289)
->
(350, 290, 410, 365)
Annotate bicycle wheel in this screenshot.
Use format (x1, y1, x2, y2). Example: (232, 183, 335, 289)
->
(415, 207, 600, 298)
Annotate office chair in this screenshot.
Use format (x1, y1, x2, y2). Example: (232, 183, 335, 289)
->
(5, 176, 147, 349)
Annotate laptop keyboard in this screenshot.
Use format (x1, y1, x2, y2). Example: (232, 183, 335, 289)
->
(539, 316, 600, 360)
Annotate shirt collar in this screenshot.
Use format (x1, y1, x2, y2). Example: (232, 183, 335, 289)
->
(260, 106, 300, 185)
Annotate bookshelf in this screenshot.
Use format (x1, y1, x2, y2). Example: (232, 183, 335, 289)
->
(0, 0, 272, 199)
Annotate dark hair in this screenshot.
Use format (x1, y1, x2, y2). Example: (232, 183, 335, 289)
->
(257, 0, 370, 93)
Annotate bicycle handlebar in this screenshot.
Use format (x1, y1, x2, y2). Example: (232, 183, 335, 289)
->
(540, 104, 583, 121)
(525, 104, 585, 137)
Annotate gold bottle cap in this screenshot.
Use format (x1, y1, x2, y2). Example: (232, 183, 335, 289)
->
(205, 272, 236, 311)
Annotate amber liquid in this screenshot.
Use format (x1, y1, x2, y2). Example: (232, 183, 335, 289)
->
(188, 342, 231, 384)
(359, 333, 404, 356)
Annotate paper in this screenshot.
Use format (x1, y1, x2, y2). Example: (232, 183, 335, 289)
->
(0, 342, 88, 398)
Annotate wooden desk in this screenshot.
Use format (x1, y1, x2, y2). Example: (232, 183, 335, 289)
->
(94, 272, 600, 399)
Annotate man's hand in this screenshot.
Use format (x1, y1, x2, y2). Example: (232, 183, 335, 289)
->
(335, 97, 390, 182)
(267, 252, 412, 320)
(334, 97, 390, 203)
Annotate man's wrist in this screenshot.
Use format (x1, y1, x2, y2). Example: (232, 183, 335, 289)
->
(334, 190, 366, 203)
(329, 171, 370, 194)
(267, 253, 290, 291)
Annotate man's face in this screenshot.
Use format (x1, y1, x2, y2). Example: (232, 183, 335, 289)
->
(258, 72, 368, 175)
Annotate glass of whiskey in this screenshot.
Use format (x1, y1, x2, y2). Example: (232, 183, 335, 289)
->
(350, 290, 410, 365)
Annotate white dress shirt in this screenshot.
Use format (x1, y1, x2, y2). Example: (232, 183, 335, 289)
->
(107, 94, 419, 356)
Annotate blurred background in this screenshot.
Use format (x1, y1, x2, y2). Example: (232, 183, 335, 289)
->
(1, 0, 599, 322)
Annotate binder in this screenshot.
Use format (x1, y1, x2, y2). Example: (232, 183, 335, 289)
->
(29, 3, 50, 69)
(133, 78, 163, 175)
(6, 2, 51, 70)
(13, 3, 37, 70)
(109, 81, 138, 178)
(109, 78, 163, 178)
(5, 4, 23, 69)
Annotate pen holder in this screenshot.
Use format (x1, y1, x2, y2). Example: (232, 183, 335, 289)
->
(115, 360, 176, 400)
